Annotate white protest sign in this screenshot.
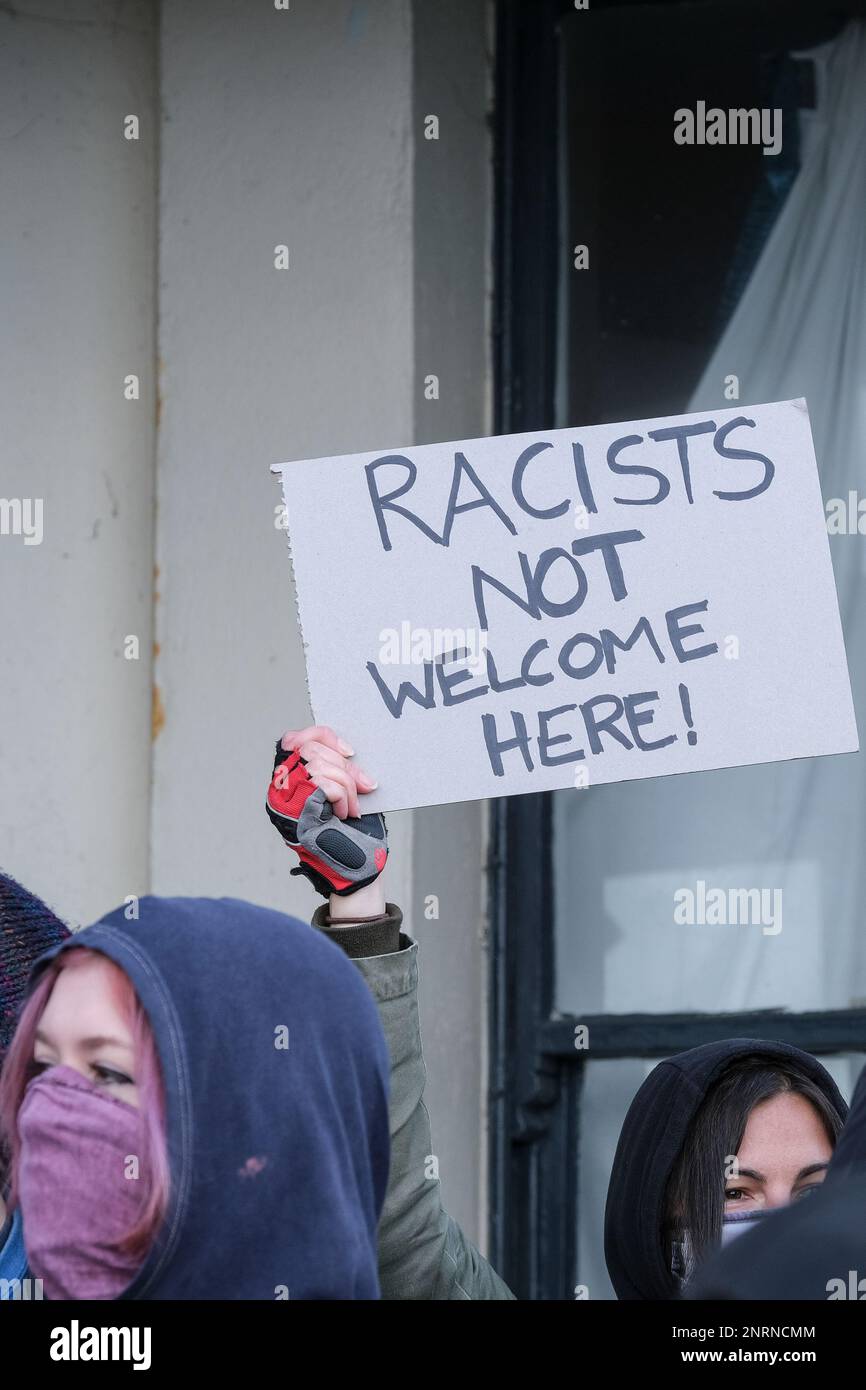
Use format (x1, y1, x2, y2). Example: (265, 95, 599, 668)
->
(273, 399, 858, 812)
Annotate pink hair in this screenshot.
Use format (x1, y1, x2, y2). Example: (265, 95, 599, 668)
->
(0, 947, 170, 1259)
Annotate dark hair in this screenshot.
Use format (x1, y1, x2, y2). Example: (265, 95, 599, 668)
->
(664, 1056, 845, 1267)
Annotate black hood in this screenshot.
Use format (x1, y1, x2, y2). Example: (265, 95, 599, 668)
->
(32, 896, 391, 1300)
(685, 1061, 866, 1300)
(825, 1062, 866, 1182)
(604, 1038, 847, 1301)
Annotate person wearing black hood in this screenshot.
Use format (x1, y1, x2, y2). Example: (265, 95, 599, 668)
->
(603, 1039, 848, 1300)
(684, 1061, 866, 1301)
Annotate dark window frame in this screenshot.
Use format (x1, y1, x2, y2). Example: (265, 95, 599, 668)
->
(489, 0, 866, 1302)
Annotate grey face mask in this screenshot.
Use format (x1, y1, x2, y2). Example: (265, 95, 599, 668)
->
(671, 1210, 768, 1288)
(721, 1209, 768, 1246)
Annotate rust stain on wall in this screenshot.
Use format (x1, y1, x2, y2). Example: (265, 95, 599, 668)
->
(152, 683, 166, 741)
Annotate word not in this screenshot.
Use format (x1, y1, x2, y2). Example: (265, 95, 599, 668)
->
(674, 103, 782, 156)
(0, 497, 43, 546)
(674, 880, 782, 936)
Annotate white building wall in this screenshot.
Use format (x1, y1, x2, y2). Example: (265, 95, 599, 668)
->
(409, 0, 493, 1247)
(154, 0, 416, 912)
(0, 0, 157, 927)
(0, 0, 491, 1252)
(155, 0, 491, 1245)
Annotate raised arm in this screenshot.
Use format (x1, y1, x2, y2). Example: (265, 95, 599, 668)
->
(266, 726, 515, 1300)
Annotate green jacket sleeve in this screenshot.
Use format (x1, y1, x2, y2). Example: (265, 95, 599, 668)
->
(312, 903, 515, 1301)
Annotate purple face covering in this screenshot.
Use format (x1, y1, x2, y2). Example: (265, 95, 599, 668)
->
(17, 1064, 148, 1300)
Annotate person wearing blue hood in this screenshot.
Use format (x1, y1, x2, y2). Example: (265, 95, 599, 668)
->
(0, 891, 390, 1300)
(0, 872, 70, 1297)
(3, 725, 508, 1304)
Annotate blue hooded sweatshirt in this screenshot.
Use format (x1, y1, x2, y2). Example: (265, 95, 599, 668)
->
(29, 896, 391, 1300)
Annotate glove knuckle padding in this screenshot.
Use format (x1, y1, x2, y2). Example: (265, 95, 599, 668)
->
(267, 743, 388, 897)
(298, 791, 383, 876)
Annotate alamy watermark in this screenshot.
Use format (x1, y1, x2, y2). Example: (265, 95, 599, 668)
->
(674, 879, 782, 936)
(49, 1321, 151, 1369)
(0, 1276, 43, 1300)
(674, 103, 782, 157)
(0, 497, 43, 545)
(378, 621, 488, 676)
(826, 491, 866, 535)
(827, 1271, 866, 1299)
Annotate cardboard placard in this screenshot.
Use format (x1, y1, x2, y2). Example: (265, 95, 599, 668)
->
(273, 399, 858, 812)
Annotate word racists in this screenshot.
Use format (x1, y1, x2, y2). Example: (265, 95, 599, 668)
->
(273, 399, 857, 812)
(363, 414, 776, 553)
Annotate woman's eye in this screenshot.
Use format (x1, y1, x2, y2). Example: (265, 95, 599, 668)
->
(29, 1059, 51, 1076)
(92, 1064, 134, 1086)
(793, 1183, 822, 1202)
(724, 1188, 745, 1201)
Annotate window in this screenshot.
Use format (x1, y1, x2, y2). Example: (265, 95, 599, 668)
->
(490, 0, 864, 1301)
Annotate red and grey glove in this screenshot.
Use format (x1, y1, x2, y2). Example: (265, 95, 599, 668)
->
(266, 740, 388, 898)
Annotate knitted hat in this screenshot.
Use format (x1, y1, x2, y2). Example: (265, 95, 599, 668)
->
(0, 872, 70, 1064)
